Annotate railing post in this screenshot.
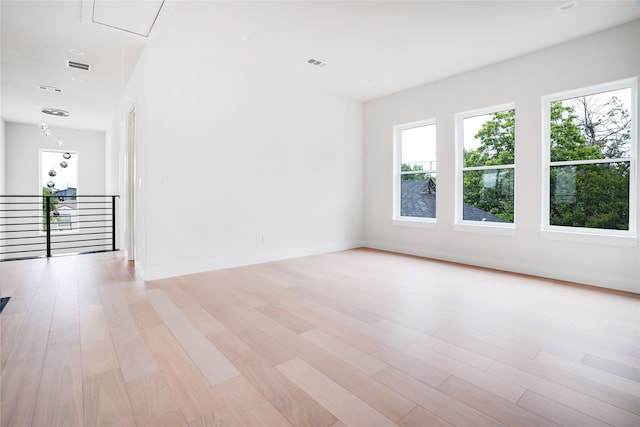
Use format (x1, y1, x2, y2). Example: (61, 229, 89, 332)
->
(45, 196, 51, 257)
(112, 196, 116, 251)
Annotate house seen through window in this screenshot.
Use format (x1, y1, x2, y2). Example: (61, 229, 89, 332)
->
(41, 150, 78, 232)
(394, 120, 437, 221)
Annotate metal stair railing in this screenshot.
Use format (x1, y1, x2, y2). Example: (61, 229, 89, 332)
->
(0, 194, 119, 261)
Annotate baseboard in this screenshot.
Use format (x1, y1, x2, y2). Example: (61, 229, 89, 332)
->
(363, 240, 639, 294)
(143, 240, 365, 281)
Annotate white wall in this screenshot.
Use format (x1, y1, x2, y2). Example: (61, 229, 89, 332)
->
(363, 20, 640, 293)
(0, 119, 5, 194)
(116, 14, 363, 280)
(5, 122, 105, 195)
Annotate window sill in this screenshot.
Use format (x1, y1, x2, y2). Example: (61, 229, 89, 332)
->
(540, 229, 638, 247)
(392, 218, 436, 229)
(454, 221, 516, 236)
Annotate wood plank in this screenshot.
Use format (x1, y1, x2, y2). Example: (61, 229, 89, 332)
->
(125, 372, 189, 427)
(146, 289, 241, 386)
(129, 299, 164, 330)
(47, 303, 81, 354)
(0, 311, 26, 372)
(226, 302, 416, 422)
(207, 376, 295, 427)
(32, 345, 83, 427)
(301, 328, 388, 376)
(517, 391, 611, 427)
(376, 319, 495, 370)
(293, 307, 450, 388)
(277, 357, 399, 427)
(403, 342, 525, 403)
(373, 366, 505, 427)
(0, 356, 44, 427)
(110, 322, 159, 382)
(211, 305, 297, 366)
(398, 406, 454, 427)
(583, 352, 640, 381)
(80, 304, 120, 377)
(103, 301, 136, 328)
(141, 324, 225, 423)
(4, 326, 49, 366)
(224, 351, 338, 427)
(257, 303, 315, 333)
(489, 361, 640, 426)
(536, 351, 640, 397)
(438, 376, 559, 426)
(158, 284, 227, 335)
(300, 299, 411, 350)
(83, 369, 136, 427)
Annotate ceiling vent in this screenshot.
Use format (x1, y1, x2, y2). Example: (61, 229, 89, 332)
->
(66, 60, 91, 71)
(37, 85, 63, 94)
(42, 108, 70, 117)
(307, 58, 327, 68)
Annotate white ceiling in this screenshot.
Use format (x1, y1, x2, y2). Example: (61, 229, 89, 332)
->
(2, 1, 639, 133)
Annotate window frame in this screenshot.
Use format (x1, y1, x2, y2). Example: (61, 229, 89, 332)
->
(454, 102, 517, 235)
(540, 78, 637, 246)
(392, 118, 437, 228)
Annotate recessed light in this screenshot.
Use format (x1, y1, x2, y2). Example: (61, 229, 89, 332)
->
(71, 77, 85, 83)
(557, 1, 578, 11)
(69, 48, 85, 56)
(241, 34, 255, 41)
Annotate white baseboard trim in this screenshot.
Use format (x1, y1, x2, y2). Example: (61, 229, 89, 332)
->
(143, 240, 365, 281)
(363, 240, 639, 294)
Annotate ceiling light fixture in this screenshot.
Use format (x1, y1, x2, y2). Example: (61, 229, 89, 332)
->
(307, 58, 327, 68)
(69, 48, 86, 56)
(557, 1, 578, 11)
(42, 108, 70, 117)
(37, 85, 63, 94)
(66, 60, 91, 71)
(71, 77, 85, 83)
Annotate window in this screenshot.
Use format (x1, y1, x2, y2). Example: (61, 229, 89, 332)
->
(393, 120, 437, 225)
(40, 150, 78, 232)
(456, 104, 515, 227)
(543, 78, 636, 237)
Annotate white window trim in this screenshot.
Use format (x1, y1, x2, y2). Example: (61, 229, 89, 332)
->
(541, 77, 638, 244)
(392, 118, 437, 227)
(454, 102, 516, 232)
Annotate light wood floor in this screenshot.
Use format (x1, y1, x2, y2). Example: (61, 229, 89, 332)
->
(1, 249, 639, 427)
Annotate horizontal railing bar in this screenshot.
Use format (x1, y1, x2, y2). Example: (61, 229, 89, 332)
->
(51, 244, 113, 252)
(0, 235, 46, 241)
(50, 232, 114, 238)
(1, 248, 46, 255)
(51, 239, 112, 246)
(1, 231, 112, 240)
(0, 222, 42, 227)
(0, 195, 120, 198)
(0, 242, 45, 248)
